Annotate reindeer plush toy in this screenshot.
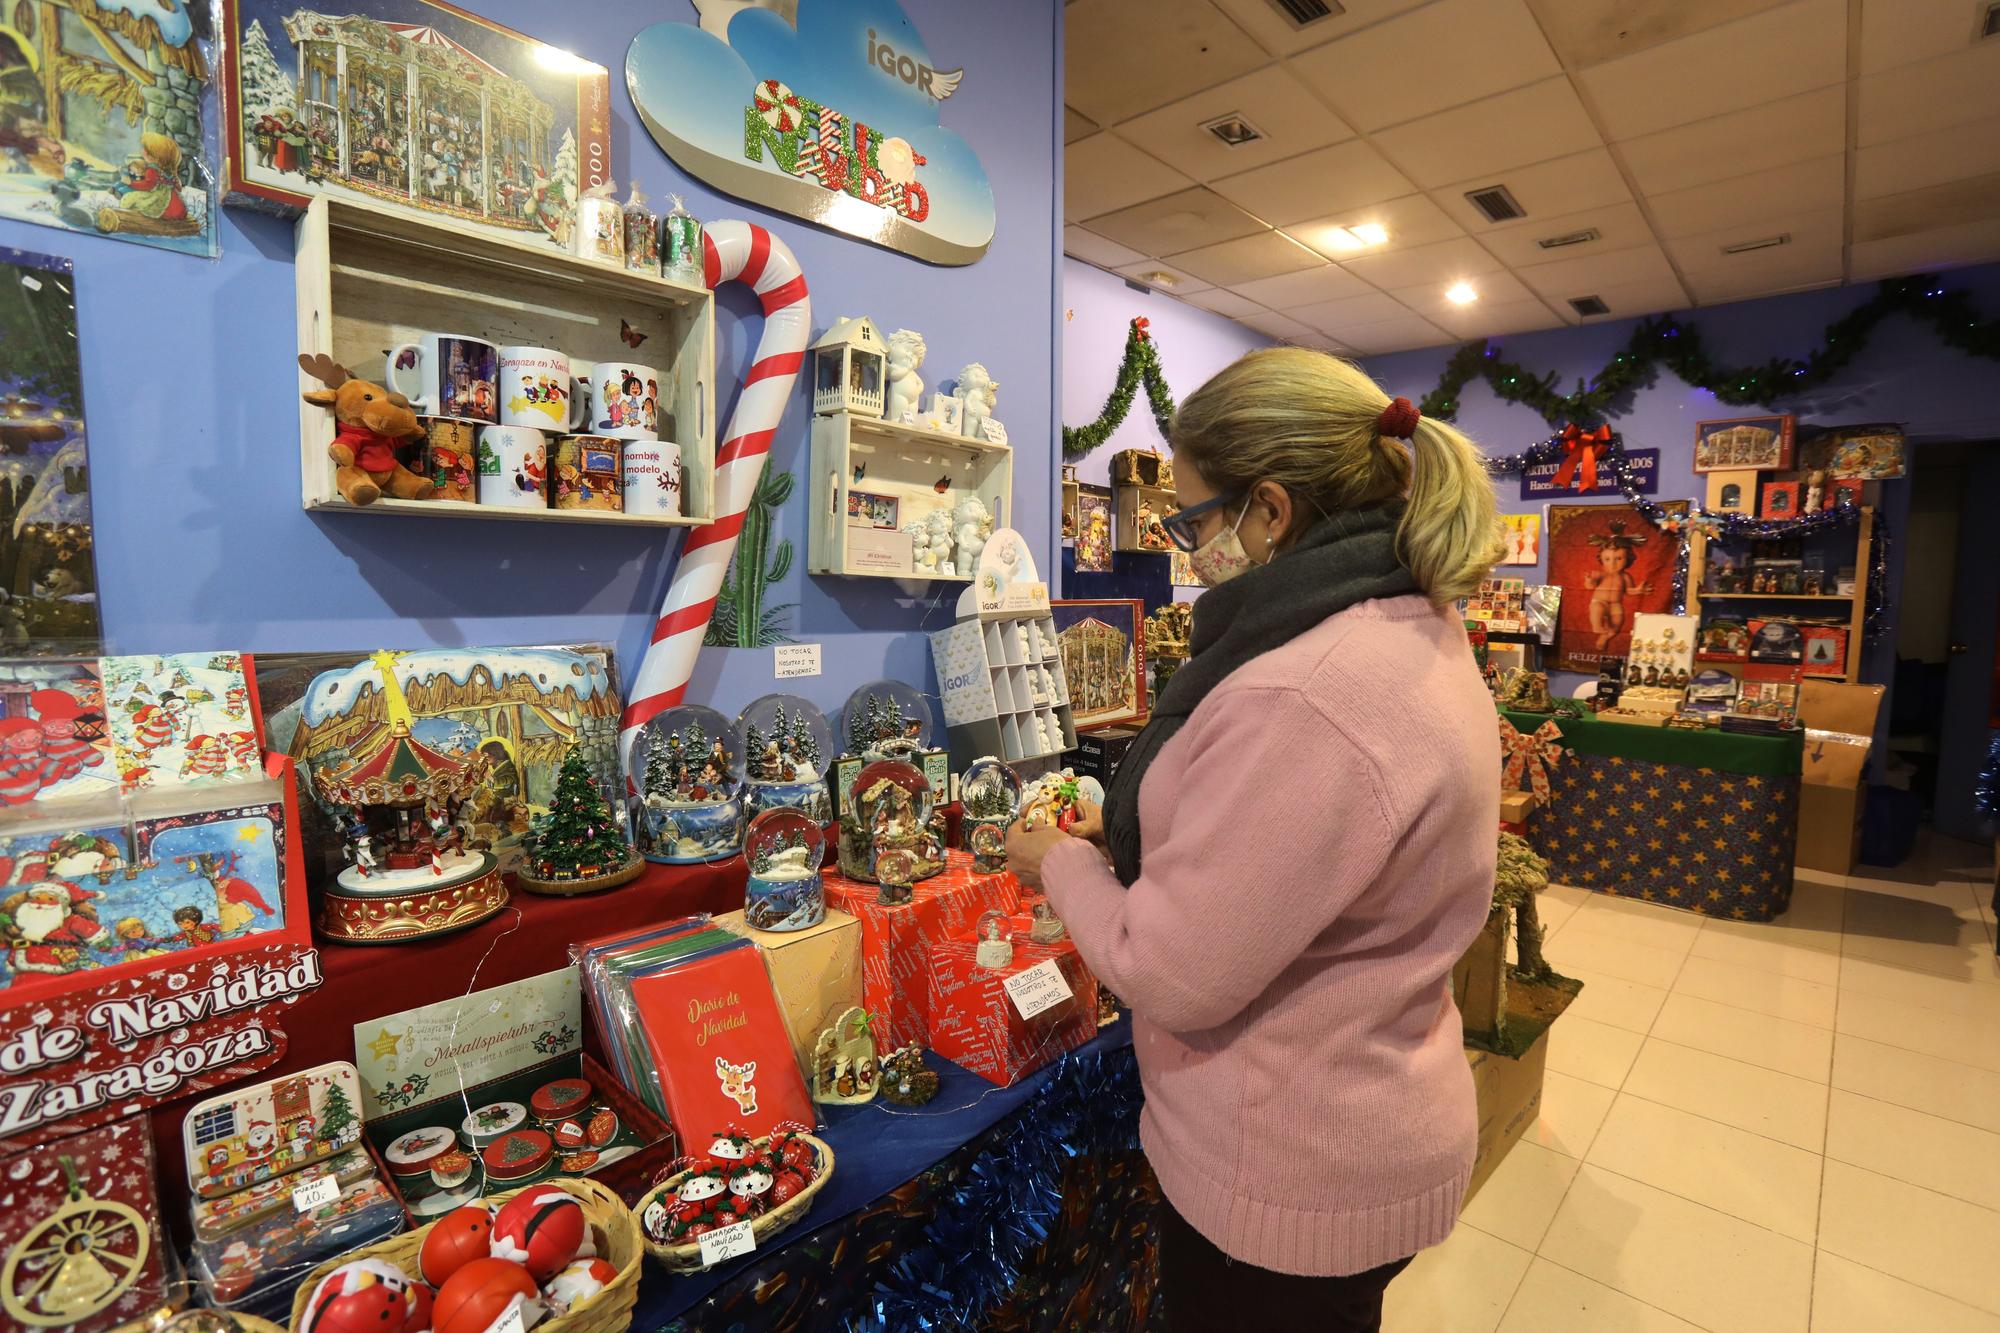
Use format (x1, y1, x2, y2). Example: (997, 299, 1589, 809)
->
(299, 353, 436, 506)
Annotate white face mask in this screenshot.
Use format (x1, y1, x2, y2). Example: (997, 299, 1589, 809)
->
(1188, 497, 1260, 587)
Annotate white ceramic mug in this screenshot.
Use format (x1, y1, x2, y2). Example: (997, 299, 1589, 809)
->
(590, 361, 662, 440)
(498, 346, 582, 431)
(387, 332, 497, 422)
(476, 425, 546, 509)
(570, 361, 594, 430)
(622, 439, 683, 517)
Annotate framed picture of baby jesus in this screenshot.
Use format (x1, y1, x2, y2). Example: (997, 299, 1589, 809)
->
(1545, 502, 1689, 674)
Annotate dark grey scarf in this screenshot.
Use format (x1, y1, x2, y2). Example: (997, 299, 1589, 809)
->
(1101, 504, 1420, 886)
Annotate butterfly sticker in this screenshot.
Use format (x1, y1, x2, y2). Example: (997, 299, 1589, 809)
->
(852, 462, 866, 484)
(933, 475, 951, 494)
(620, 319, 647, 349)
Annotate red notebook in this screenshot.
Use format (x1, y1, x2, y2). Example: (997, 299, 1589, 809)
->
(629, 945, 814, 1143)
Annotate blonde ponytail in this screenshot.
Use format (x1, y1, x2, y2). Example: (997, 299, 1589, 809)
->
(1170, 346, 1503, 606)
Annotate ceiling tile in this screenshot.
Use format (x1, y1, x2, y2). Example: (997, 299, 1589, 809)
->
(1859, 0, 1988, 74)
(1231, 265, 1372, 309)
(1848, 218, 2000, 281)
(1063, 225, 1148, 268)
(1336, 316, 1454, 354)
(1084, 186, 1266, 253)
(1855, 114, 2000, 199)
(1553, 274, 1691, 322)
(1681, 257, 1842, 305)
(1390, 269, 1540, 320)
(1371, 79, 1605, 189)
(1285, 193, 1465, 259)
(1239, 310, 1320, 342)
(1433, 148, 1634, 232)
(1337, 236, 1505, 290)
(1662, 208, 1843, 273)
(1517, 244, 1679, 299)
(1432, 297, 1567, 340)
(1111, 259, 1217, 295)
(1168, 231, 1327, 286)
(1858, 43, 2000, 147)
(1288, 332, 1360, 356)
(1210, 139, 1416, 226)
(1116, 67, 1352, 182)
(1289, 0, 1560, 132)
(1474, 201, 1657, 268)
(1064, 134, 1194, 221)
(1644, 154, 1845, 236)
(1854, 174, 2000, 244)
(1207, 0, 1431, 58)
(1580, 0, 1847, 141)
(1062, 0, 1272, 124)
(1064, 106, 1098, 144)
(1290, 291, 1420, 333)
(1526, 0, 1797, 68)
(1182, 289, 1271, 319)
(1616, 86, 1844, 196)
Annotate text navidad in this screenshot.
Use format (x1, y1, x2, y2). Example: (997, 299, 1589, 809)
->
(688, 989, 747, 1047)
(0, 952, 323, 1134)
(745, 79, 933, 222)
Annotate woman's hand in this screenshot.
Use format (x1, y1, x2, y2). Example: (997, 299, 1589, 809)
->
(1005, 820, 1072, 890)
(1068, 799, 1106, 847)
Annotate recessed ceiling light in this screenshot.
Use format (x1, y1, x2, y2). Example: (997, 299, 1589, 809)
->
(1311, 223, 1388, 253)
(1720, 233, 1790, 255)
(1445, 282, 1479, 305)
(1199, 114, 1265, 147)
(1350, 223, 1389, 246)
(1137, 270, 1181, 288)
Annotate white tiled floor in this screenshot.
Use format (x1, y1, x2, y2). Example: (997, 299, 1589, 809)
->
(1385, 833, 2000, 1332)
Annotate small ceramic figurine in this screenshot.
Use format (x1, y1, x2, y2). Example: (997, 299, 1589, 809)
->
(955, 363, 998, 440)
(975, 909, 1014, 969)
(880, 1044, 940, 1106)
(811, 1007, 879, 1105)
(884, 329, 927, 423)
(952, 495, 993, 570)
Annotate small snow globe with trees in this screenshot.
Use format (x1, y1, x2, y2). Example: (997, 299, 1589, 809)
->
(959, 756, 1021, 874)
(840, 680, 934, 762)
(632, 705, 745, 864)
(840, 759, 945, 902)
(736, 693, 834, 824)
(742, 808, 826, 932)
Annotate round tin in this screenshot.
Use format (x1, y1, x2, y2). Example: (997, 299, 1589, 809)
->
(429, 1148, 473, 1190)
(482, 1128, 555, 1183)
(460, 1100, 528, 1150)
(384, 1125, 457, 1179)
(552, 1117, 589, 1152)
(559, 1150, 600, 1173)
(585, 1107, 619, 1149)
(530, 1078, 594, 1124)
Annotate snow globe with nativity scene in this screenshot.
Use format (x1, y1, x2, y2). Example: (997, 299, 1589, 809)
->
(736, 692, 834, 824)
(840, 760, 946, 904)
(959, 756, 1022, 874)
(632, 705, 745, 863)
(742, 807, 826, 932)
(516, 745, 643, 894)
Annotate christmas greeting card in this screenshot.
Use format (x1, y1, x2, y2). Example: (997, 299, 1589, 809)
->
(0, 1115, 169, 1331)
(0, 660, 114, 804)
(628, 944, 814, 1141)
(102, 652, 259, 793)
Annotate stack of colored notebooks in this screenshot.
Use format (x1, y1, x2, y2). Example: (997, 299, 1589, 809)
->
(575, 919, 814, 1141)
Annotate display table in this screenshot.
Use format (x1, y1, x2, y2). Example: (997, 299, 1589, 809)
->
(1506, 709, 1804, 920)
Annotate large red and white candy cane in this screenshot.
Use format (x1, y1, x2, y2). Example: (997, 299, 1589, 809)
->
(619, 222, 811, 774)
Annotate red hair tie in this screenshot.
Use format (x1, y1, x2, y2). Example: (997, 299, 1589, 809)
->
(1377, 396, 1420, 440)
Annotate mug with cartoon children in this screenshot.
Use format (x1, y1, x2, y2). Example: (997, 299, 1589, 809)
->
(552, 436, 623, 512)
(591, 361, 662, 441)
(499, 347, 584, 432)
(1584, 521, 1651, 651)
(420, 417, 479, 502)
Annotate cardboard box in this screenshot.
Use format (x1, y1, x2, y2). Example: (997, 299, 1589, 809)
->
(1463, 1026, 1549, 1205)
(926, 936, 1099, 1086)
(1076, 724, 1138, 782)
(1795, 680, 1884, 876)
(716, 907, 865, 1074)
(1703, 468, 1761, 513)
(1498, 790, 1538, 826)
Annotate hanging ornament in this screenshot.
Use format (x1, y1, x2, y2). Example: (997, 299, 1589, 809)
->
(1, 1159, 151, 1328)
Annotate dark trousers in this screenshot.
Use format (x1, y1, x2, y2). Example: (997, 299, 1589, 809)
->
(1159, 1198, 1412, 1332)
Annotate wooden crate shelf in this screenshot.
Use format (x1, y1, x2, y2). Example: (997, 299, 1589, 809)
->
(294, 195, 716, 525)
(1687, 506, 1873, 686)
(809, 409, 1013, 580)
(1113, 483, 1177, 554)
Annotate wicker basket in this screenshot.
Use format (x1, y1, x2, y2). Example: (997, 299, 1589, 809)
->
(285, 1177, 639, 1333)
(118, 1313, 286, 1333)
(635, 1133, 835, 1273)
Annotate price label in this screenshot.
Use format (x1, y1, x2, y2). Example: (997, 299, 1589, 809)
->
(1003, 959, 1074, 1020)
(291, 1173, 340, 1213)
(493, 1302, 527, 1333)
(774, 643, 822, 678)
(697, 1218, 758, 1266)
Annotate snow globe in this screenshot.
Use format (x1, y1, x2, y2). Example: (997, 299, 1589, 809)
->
(840, 759, 945, 900)
(840, 679, 935, 762)
(742, 808, 826, 932)
(1028, 897, 1067, 944)
(960, 756, 1021, 874)
(974, 909, 1014, 969)
(736, 693, 834, 824)
(631, 705, 744, 864)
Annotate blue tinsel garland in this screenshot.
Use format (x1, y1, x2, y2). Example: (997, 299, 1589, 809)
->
(1977, 731, 2000, 822)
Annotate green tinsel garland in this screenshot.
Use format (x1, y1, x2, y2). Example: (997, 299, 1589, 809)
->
(1062, 317, 1176, 460)
(1421, 273, 2000, 427)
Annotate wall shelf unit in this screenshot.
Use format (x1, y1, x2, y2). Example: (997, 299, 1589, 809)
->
(294, 195, 716, 525)
(1687, 507, 1874, 685)
(809, 409, 1013, 579)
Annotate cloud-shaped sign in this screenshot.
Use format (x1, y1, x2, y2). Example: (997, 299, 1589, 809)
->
(628, 0, 995, 265)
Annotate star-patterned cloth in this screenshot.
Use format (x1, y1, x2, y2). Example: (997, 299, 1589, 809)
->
(1524, 751, 1801, 921)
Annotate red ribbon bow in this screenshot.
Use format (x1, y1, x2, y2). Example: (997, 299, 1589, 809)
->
(1553, 424, 1612, 493)
(1131, 317, 1150, 344)
(1497, 716, 1565, 805)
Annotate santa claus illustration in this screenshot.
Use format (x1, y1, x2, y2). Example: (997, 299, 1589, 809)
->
(2, 881, 111, 975)
(30, 688, 104, 789)
(243, 1121, 277, 1163)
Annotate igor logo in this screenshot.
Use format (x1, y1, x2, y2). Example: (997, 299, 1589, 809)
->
(866, 27, 962, 100)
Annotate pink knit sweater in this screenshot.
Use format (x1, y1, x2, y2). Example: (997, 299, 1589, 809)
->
(1042, 593, 1499, 1277)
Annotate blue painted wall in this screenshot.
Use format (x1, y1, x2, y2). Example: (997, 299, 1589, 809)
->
(8, 0, 1059, 730)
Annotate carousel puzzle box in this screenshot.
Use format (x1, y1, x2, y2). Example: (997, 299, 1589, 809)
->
(716, 907, 864, 1074)
(925, 937, 1097, 1087)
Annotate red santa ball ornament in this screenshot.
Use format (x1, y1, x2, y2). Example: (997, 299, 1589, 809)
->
(419, 1204, 494, 1288)
(301, 1258, 415, 1333)
(542, 1256, 619, 1315)
(489, 1186, 586, 1283)
(433, 1258, 541, 1333)
(703, 1127, 753, 1172)
(403, 1281, 436, 1333)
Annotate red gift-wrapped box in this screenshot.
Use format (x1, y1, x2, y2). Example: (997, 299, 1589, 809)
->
(926, 937, 1099, 1086)
(822, 850, 1020, 1049)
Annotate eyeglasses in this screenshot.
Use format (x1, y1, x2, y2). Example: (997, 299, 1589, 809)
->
(1160, 491, 1244, 552)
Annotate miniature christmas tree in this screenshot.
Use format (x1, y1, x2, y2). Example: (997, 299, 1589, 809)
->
(789, 711, 822, 770)
(847, 693, 880, 754)
(1495, 831, 1552, 983)
(317, 1079, 358, 1146)
(532, 748, 630, 875)
(744, 720, 770, 780)
(643, 729, 675, 799)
